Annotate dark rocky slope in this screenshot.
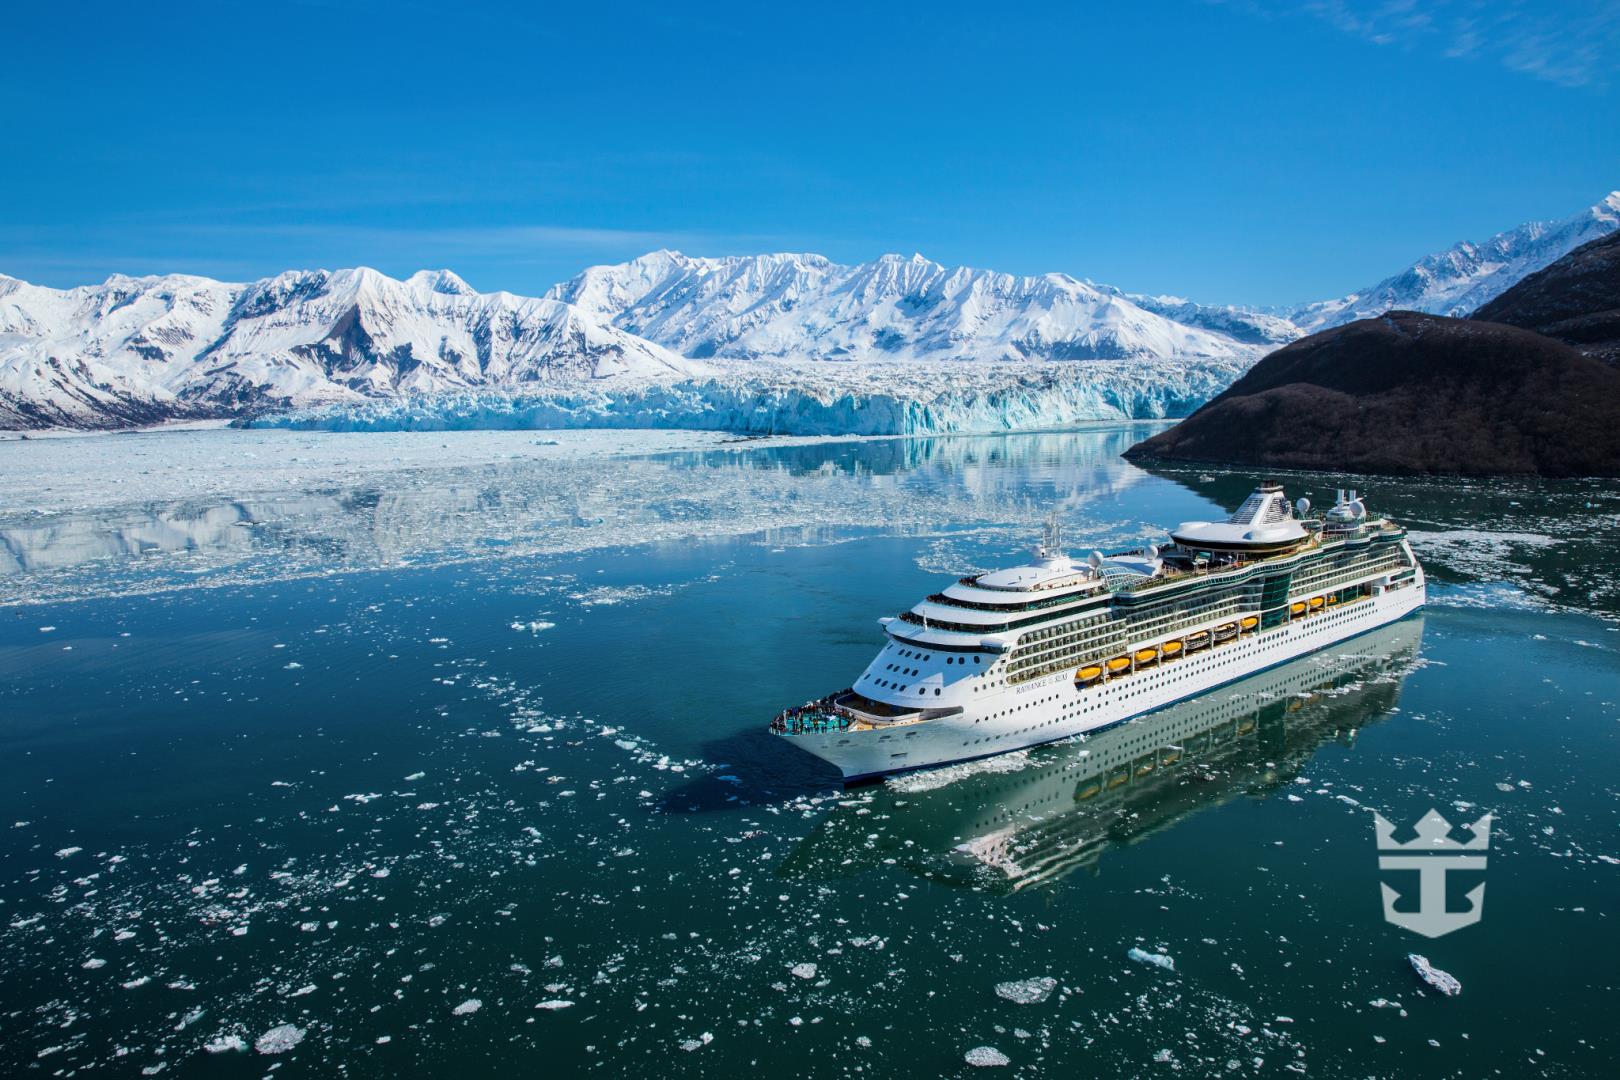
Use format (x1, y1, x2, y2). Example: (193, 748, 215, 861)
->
(1472, 230, 1620, 364)
(1126, 233, 1620, 477)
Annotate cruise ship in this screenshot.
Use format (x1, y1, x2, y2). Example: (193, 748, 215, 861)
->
(781, 615, 1423, 891)
(771, 482, 1425, 781)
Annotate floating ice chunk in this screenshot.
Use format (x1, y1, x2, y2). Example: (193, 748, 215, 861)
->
(790, 962, 818, 979)
(39, 626, 55, 632)
(283, 662, 303, 670)
(1408, 954, 1461, 996)
(1153, 1049, 1174, 1064)
(56, 846, 83, 858)
(1127, 947, 1175, 972)
(122, 976, 151, 989)
(965, 1046, 1011, 1067)
(82, 958, 106, 969)
(856, 1035, 873, 1048)
(678, 1033, 715, 1051)
(404, 772, 425, 781)
(535, 1000, 574, 1010)
(204, 1034, 247, 1053)
(254, 1024, 305, 1054)
(994, 976, 1057, 1004)
(452, 998, 482, 1016)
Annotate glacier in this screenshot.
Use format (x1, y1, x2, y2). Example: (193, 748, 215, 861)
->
(245, 359, 1244, 437)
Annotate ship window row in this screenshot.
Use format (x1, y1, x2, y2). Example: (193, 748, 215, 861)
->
(1007, 622, 1124, 665)
(927, 590, 1103, 615)
(898, 606, 1107, 636)
(1008, 603, 1250, 682)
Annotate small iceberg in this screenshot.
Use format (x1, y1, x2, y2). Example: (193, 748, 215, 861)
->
(254, 1024, 305, 1054)
(1127, 947, 1175, 972)
(994, 976, 1057, 1004)
(965, 1046, 1011, 1067)
(1408, 953, 1461, 996)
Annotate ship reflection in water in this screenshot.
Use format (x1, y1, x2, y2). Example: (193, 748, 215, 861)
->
(782, 615, 1424, 893)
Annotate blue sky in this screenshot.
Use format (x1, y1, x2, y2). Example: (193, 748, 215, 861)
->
(2, 0, 1616, 306)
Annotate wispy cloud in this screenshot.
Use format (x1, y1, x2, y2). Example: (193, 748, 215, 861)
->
(0, 218, 793, 291)
(1217, 0, 1620, 88)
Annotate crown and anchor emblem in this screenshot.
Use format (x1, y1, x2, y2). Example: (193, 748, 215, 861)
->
(1374, 808, 1491, 939)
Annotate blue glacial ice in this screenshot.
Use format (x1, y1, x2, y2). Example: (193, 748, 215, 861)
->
(245, 360, 1243, 436)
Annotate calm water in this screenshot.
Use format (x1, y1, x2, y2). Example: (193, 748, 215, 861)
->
(1, 427, 1617, 1077)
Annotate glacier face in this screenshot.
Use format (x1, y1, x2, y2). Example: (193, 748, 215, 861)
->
(547, 250, 1277, 363)
(246, 359, 1245, 437)
(1288, 191, 1620, 331)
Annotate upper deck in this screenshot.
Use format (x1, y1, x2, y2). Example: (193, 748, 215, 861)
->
(884, 485, 1407, 652)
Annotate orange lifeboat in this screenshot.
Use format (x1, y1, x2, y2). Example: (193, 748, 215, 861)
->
(1290, 602, 1307, 616)
(1106, 656, 1132, 673)
(1077, 664, 1104, 684)
(1309, 596, 1325, 610)
(1241, 616, 1259, 631)
(1161, 640, 1184, 658)
(1134, 647, 1159, 665)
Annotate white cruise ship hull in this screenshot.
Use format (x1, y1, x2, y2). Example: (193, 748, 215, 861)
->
(788, 570, 1424, 783)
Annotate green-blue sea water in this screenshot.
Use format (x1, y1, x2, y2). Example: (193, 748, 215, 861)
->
(1, 426, 1616, 1077)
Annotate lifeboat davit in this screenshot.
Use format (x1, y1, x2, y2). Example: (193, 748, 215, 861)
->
(1077, 664, 1104, 684)
(1327, 594, 1341, 606)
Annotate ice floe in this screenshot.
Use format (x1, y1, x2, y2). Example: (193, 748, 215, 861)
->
(965, 1046, 1011, 1067)
(1127, 947, 1175, 972)
(994, 976, 1057, 1004)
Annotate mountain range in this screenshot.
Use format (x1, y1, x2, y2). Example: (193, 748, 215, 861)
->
(2, 191, 1616, 432)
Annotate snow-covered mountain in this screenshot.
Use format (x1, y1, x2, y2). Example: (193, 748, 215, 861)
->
(1289, 191, 1620, 331)
(4, 189, 1616, 433)
(0, 267, 700, 429)
(547, 251, 1279, 363)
